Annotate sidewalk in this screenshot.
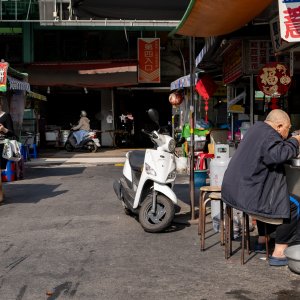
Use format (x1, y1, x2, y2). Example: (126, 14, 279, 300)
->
(25, 147, 131, 166)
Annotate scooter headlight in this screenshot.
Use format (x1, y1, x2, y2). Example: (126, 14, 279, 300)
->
(167, 169, 176, 180)
(168, 138, 176, 152)
(145, 163, 156, 176)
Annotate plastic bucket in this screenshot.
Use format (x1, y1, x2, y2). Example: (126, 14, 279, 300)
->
(175, 157, 188, 174)
(194, 170, 208, 188)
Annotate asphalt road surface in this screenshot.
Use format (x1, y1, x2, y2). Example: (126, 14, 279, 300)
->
(0, 164, 299, 300)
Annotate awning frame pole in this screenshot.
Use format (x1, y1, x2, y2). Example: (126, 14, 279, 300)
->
(189, 36, 196, 221)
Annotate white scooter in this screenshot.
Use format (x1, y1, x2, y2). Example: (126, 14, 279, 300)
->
(113, 109, 179, 233)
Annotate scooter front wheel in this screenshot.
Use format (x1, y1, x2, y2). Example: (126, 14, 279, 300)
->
(139, 194, 175, 233)
(65, 141, 74, 152)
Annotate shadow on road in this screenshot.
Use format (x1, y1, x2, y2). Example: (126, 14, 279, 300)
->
(23, 166, 86, 180)
(2, 183, 68, 204)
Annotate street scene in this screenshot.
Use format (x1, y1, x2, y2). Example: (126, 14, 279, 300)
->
(1, 0, 300, 299)
(0, 153, 298, 300)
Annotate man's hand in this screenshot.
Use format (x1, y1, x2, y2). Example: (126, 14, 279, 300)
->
(292, 134, 300, 144)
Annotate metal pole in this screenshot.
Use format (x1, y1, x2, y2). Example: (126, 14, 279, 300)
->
(250, 74, 254, 125)
(189, 36, 196, 220)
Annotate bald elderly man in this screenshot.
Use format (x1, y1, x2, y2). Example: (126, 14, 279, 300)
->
(222, 109, 300, 266)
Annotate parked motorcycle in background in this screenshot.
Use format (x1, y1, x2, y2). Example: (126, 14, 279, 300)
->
(113, 108, 181, 233)
(65, 127, 100, 152)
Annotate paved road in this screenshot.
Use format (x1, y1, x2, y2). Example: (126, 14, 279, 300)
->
(0, 163, 299, 300)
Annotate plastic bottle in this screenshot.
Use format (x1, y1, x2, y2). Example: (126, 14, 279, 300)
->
(235, 130, 241, 141)
(227, 130, 232, 141)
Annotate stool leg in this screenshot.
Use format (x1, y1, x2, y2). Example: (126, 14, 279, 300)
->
(220, 200, 224, 246)
(26, 145, 31, 161)
(225, 205, 232, 259)
(200, 197, 210, 251)
(198, 191, 206, 235)
(246, 214, 250, 254)
(241, 212, 246, 265)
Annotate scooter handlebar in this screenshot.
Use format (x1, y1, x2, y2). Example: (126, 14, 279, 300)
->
(141, 129, 151, 136)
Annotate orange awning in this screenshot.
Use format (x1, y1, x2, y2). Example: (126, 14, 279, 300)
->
(173, 0, 274, 37)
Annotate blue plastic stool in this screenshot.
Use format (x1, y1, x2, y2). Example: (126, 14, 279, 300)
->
(29, 144, 38, 158)
(1, 161, 16, 182)
(20, 144, 28, 161)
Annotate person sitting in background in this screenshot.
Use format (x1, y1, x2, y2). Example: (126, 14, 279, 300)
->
(72, 110, 90, 145)
(221, 109, 300, 266)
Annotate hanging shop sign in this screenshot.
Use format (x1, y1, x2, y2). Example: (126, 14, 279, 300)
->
(223, 41, 243, 84)
(257, 62, 292, 109)
(170, 73, 198, 90)
(0, 62, 9, 92)
(138, 38, 160, 83)
(270, 16, 295, 52)
(245, 40, 276, 73)
(278, 0, 300, 42)
(7, 76, 30, 92)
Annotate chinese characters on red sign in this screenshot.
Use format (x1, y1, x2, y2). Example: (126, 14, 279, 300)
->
(0, 62, 8, 92)
(278, 0, 300, 42)
(138, 38, 160, 83)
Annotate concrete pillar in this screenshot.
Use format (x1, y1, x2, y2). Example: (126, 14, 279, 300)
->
(100, 89, 114, 147)
(22, 23, 34, 63)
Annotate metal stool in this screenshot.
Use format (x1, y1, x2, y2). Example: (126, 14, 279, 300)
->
(248, 215, 283, 262)
(225, 208, 279, 264)
(198, 187, 223, 251)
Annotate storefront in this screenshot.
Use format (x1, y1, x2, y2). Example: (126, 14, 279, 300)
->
(169, 0, 300, 220)
(0, 62, 31, 138)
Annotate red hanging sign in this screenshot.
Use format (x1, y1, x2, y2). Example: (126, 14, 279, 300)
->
(257, 62, 292, 110)
(257, 62, 291, 96)
(0, 62, 9, 92)
(138, 38, 160, 83)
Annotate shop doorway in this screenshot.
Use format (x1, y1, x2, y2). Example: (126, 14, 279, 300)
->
(114, 89, 172, 147)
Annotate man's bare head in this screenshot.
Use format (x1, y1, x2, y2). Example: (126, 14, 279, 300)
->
(265, 109, 291, 139)
(265, 109, 290, 124)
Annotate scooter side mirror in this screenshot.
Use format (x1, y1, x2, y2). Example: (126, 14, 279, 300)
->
(147, 108, 159, 126)
(176, 136, 186, 147)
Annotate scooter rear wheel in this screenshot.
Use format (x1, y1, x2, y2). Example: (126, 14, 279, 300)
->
(86, 141, 98, 153)
(139, 194, 175, 233)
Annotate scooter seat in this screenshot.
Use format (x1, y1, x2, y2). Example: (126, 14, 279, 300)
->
(129, 150, 146, 172)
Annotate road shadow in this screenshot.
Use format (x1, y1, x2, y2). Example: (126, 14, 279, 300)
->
(22, 166, 86, 180)
(1, 183, 68, 204)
